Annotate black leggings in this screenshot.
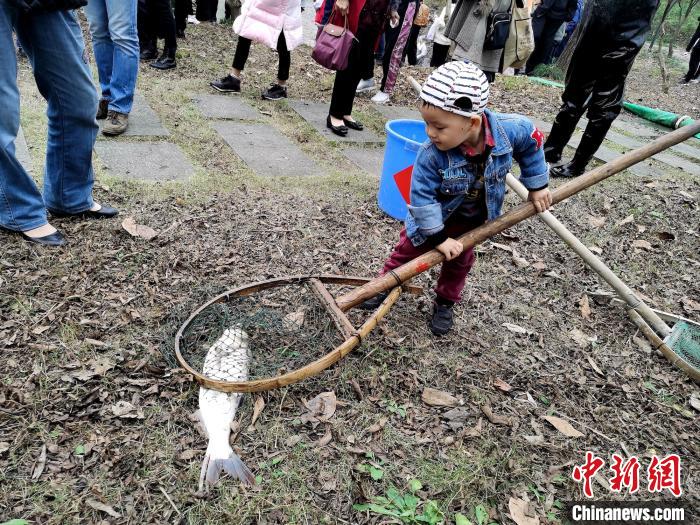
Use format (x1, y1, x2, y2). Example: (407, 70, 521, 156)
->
(330, 26, 377, 118)
(232, 33, 290, 81)
(142, 0, 177, 51)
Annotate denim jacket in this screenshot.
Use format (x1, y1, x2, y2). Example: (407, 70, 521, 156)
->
(405, 109, 549, 246)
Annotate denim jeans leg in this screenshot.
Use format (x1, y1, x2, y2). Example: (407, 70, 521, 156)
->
(16, 9, 99, 214)
(85, 0, 114, 103)
(104, 0, 139, 114)
(0, 4, 48, 231)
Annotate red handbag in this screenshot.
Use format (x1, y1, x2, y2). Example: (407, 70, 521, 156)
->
(312, 11, 357, 71)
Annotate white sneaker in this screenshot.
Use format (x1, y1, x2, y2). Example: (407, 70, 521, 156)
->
(371, 91, 390, 104)
(691, 78, 700, 84)
(356, 78, 375, 93)
(187, 15, 200, 24)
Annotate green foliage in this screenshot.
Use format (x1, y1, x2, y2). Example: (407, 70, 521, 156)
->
(353, 480, 445, 524)
(531, 63, 566, 82)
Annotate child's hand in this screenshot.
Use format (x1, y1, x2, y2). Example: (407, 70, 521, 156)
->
(436, 238, 463, 261)
(528, 188, 552, 213)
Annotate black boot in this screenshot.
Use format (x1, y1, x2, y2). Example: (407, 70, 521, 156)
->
(543, 102, 583, 165)
(140, 45, 158, 61)
(550, 156, 589, 178)
(552, 115, 612, 178)
(150, 48, 176, 70)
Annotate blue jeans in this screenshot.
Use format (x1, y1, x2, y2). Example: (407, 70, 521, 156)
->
(0, 5, 98, 231)
(85, 0, 139, 114)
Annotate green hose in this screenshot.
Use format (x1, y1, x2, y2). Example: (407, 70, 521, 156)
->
(526, 76, 700, 139)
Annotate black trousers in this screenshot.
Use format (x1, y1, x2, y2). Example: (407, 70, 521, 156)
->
(525, 13, 565, 74)
(232, 34, 291, 81)
(544, 20, 643, 162)
(686, 46, 700, 82)
(405, 24, 420, 65)
(140, 0, 177, 52)
(430, 42, 449, 67)
(330, 26, 378, 118)
(196, 0, 217, 21)
(175, 0, 192, 32)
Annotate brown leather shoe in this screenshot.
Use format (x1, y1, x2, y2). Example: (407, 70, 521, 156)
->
(96, 99, 109, 120)
(102, 110, 128, 136)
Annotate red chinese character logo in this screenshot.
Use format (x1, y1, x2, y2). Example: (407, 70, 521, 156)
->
(609, 454, 640, 494)
(648, 454, 682, 497)
(572, 452, 605, 498)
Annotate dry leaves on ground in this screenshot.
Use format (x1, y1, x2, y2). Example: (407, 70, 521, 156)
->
(542, 415, 584, 438)
(121, 217, 158, 241)
(421, 387, 459, 407)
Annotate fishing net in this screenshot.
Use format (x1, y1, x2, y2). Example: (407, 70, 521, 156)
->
(665, 321, 700, 373)
(175, 276, 403, 392)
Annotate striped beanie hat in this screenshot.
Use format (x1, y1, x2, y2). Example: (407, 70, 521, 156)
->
(420, 61, 490, 118)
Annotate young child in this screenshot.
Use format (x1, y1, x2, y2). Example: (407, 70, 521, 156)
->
(364, 61, 552, 335)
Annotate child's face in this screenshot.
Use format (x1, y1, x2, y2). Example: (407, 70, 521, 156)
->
(420, 104, 482, 151)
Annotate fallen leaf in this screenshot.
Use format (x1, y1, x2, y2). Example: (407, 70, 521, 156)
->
(481, 404, 511, 426)
(31, 445, 46, 480)
(579, 294, 591, 320)
(367, 417, 388, 433)
(509, 497, 540, 525)
(491, 242, 513, 252)
(493, 378, 513, 392)
(0, 442, 9, 454)
(588, 216, 606, 228)
(422, 387, 458, 407)
(303, 391, 337, 423)
(679, 190, 695, 201)
(247, 396, 265, 431)
(632, 239, 653, 251)
(523, 435, 545, 445)
(690, 393, 700, 412)
(285, 435, 303, 447)
(283, 309, 305, 329)
(588, 245, 603, 255)
(532, 261, 547, 271)
(121, 217, 158, 241)
(178, 449, 197, 461)
(512, 254, 529, 268)
(586, 356, 604, 376)
(316, 426, 333, 448)
(86, 498, 121, 518)
(110, 401, 144, 419)
(502, 322, 531, 335)
(318, 470, 337, 492)
(616, 215, 634, 227)
(542, 415, 584, 438)
(681, 297, 700, 313)
(569, 328, 596, 348)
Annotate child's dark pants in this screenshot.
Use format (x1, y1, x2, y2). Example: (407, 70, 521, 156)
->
(380, 221, 480, 304)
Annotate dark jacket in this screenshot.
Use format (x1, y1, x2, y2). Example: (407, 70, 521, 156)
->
(8, 0, 87, 12)
(687, 19, 700, 53)
(592, 0, 660, 48)
(538, 0, 578, 21)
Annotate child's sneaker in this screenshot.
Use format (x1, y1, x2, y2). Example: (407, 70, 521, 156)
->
(262, 83, 288, 100)
(210, 74, 241, 93)
(357, 292, 388, 310)
(430, 302, 454, 336)
(371, 91, 390, 104)
(356, 78, 375, 93)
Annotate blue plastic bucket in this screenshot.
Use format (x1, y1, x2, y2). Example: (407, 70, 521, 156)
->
(378, 119, 428, 220)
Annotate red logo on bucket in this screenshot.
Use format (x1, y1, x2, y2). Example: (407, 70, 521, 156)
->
(393, 165, 413, 205)
(531, 127, 544, 150)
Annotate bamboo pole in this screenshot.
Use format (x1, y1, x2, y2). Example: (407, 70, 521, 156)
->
(505, 173, 672, 337)
(335, 121, 700, 311)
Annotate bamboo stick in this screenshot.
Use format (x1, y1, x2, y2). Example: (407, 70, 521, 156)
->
(335, 121, 700, 311)
(309, 278, 357, 340)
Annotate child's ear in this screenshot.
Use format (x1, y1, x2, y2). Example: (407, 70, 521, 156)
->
(470, 115, 482, 128)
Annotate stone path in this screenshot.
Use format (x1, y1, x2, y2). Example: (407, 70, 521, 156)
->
(97, 93, 170, 138)
(94, 142, 194, 181)
(342, 146, 385, 176)
(194, 94, 260, 120)
(213, 121, 324, 177)
(288, 100, 384, 144)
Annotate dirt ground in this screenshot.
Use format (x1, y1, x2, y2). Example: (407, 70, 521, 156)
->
(1, 18, 699, 525)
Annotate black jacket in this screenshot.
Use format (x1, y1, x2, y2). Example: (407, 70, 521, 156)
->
(8, 0, 87, 12)
(539, 0, 578, 21)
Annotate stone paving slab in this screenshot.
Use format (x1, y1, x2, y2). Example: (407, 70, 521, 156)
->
(98, 93, 169, 138)
(194, 94, 261, 120)
(213, 121, 324, 177)
(342, 146, 384, 176)
(95, 141, 193, 181)
(566, 134, 659, 177)
(375, 105, 421, 122)
(288, 99, 384, 144)
(15, 127, 32, 173)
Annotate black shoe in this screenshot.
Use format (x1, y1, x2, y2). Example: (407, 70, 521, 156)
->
(48, 205, 119, 219)
(261, 83, 287, 100)
(210, 74, 241, 93)
(358, 292, 388, 310)
(326, 115, 348, 137)
(550, 159, 587, 178)
(430, 302, 454, 336)
(343, 118, 363, 131)
(140, 48, 158, 61)
(177, 29, 186, 39)
(543, 146, 561, 164)
(150, 51, 176, 70)
(0, 226, 66, 247)
(96, 99, 109, 120)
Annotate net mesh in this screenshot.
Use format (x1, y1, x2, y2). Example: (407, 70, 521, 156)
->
(178, 282, 347, 382)
(665, 322, 700, 372)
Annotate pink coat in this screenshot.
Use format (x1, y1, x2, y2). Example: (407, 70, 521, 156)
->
(233, 0, 303, 51)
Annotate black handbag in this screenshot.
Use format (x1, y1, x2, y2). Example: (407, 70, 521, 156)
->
(483, 9, 512, 51)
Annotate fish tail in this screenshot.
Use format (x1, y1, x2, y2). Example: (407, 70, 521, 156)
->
(199, 454, 210, 492)
(204, 451, 255, 488)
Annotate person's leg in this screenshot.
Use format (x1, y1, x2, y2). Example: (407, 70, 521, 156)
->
(138, 0, 157, 55)
(379, 5, 405, 91)
(103, 0, 139, 114)
(330, 27, 372, 123)
(149, 0, 178, 68)
(276, 33, 290, 84)
(430, 43, 449, 67)
(175, 0, 188, 35)
(406, 23, 420, 65)
(16, 9, 100, 216)
(381, 1, 417, 94)
(0, 4, 51, 233)
(231, 35, 252, 77)
(686, 46, 700, 82)
(84, 0, 113, 104)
